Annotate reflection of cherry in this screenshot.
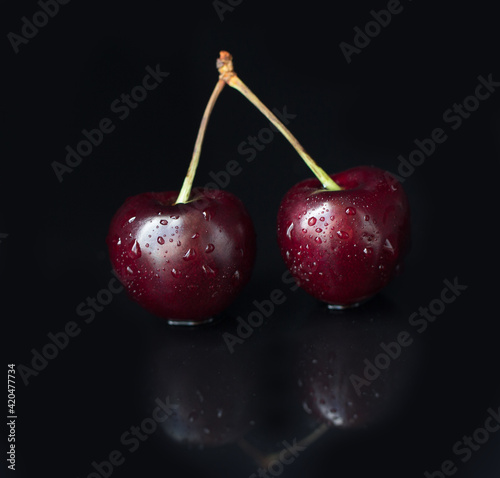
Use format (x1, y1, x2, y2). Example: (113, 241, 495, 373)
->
(294, 298, 421, 429)
(144, 321, 260, 447)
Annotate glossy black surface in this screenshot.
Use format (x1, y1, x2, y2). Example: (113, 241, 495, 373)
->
(3, 1, 500, 477)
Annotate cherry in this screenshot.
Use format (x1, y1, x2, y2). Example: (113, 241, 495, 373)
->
(217, 51, 410, 307)
(277, 166, 410, 307)
(107, 68, 256, 324)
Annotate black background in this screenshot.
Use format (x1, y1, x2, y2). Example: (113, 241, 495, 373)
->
(2, 1, 500, 477)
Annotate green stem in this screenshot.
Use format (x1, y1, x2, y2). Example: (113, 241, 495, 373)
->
(217, 51, 342, 191)
(174, 79, 226, 205)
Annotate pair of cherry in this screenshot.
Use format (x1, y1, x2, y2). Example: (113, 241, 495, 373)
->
(107, 52, 411, 325)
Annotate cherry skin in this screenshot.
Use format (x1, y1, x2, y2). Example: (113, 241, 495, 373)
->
(107, 188, 256, 324)
(277, 166, 410, 307)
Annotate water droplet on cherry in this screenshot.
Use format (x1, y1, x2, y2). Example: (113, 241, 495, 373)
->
(202, 264, 217, 277)
(345, 207, 356, 215)
(205, 243, 215, 253)
(308, 217, 317, 226)
(337, 231, 349, 240)
(160, 219, 168, 225)
(202, 208, 214, 221)
(157, 236, 165, 245)
(183, 248, 196, 261)
(128, 239, 141, 258)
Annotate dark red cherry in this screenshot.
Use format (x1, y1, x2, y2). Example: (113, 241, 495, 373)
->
(277, 166, 410, 308)
(106, 188, 256, 324)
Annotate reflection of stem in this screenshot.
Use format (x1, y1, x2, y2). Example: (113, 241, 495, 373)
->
(238, 423, 330, 468)
(237, 438, 269, 468)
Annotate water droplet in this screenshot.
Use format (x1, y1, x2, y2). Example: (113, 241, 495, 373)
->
(128, 239, 141, 258)
(337, 231, 349, 240)
(160, 219, 168, 225)
(171, 268, 181, 278)
(169, 238, 173, 243)
(157, 236, 165, 245)
(202, 264, 218, 277)
(315, 228, 322, 233)
(202, 208, 214, 221)
(205, 243, 215, 253)
(308, 217, 317, 226)
(176, 240, 182, 247)
(232, 270, 240, 282)
(145, 243, 149, 248)
(302, 228, 307, 233)
(364, 215, 370, 221)
(191, 233, 200, 239)
(286, 221, 294, 240)
(363, 247, 373, 255)
(128, 216, 136, 223)
(315, 237, 322, 244)
(116, 237, 122, 245)
(183, 248, 196, 260)
(320, 217, 325, 221)
(383, 238, 394, 253)
(345, 207, 356, 215)
(170, 215, 179, 219)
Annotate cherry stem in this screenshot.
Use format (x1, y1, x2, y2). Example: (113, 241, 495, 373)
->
(174, 79, 226, 205)
(217, 51, 342, 191)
